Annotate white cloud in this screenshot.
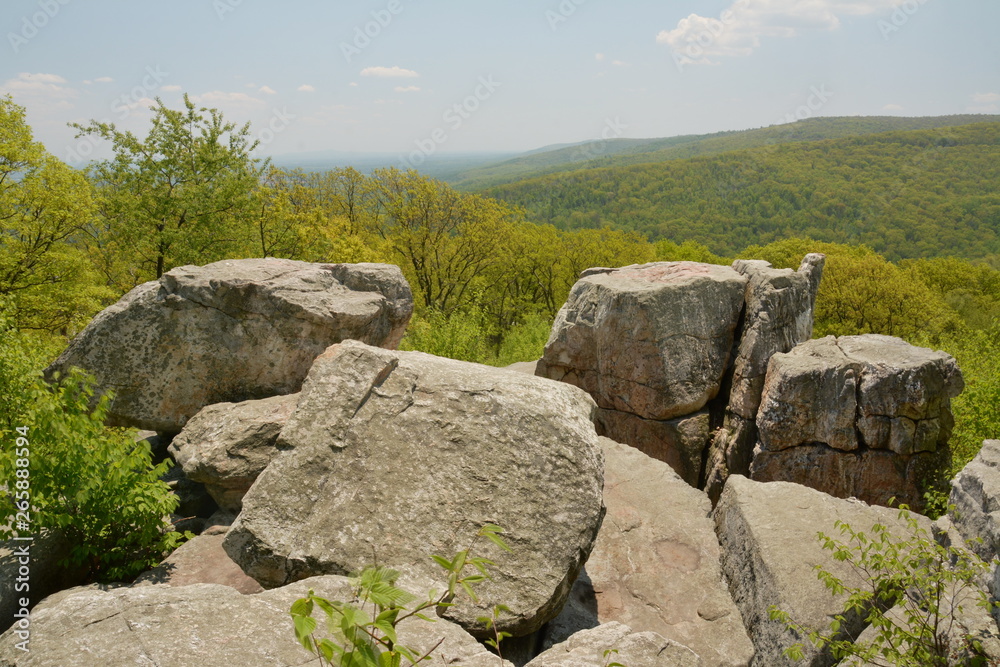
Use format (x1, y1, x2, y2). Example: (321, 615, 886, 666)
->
(349, 82, 359, 87)
(2, 72, 77, 104)
(394, 85, 420, 93)
(161, 84, 182, 92)
(882, 104, 903, 112)
(595, 53, 605, 61)
(95, 76, 114, 83)
(612, 60, 628, 67)
(298, 84, 316, 92)
(658, 0, 899, 65)
(360, 66, 419, 78)
(968, 92, 1000, 113)
(259, 85, 277, 95)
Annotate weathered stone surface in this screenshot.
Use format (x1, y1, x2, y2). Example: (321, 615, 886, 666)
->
(544, 439, 753, 666)
(169, 393, 299, 512)
(727, 254, 825, 421)
(536, 261, 747, 421)
(133, 531, 263, 595)
(0, 576, 509, 666)
(751, 335, 962, 512)
(594, 409, 710, 487)
(755, 336, 860, 453)
(0, 531, 87, 634)
(224, 340, 605, 638)
(527, 622, 701, 667)
(950, 440, 1000, 562)
(750, 443, 949, 511)
(45, 259, 413, 432)
(714, 475, 931, 667)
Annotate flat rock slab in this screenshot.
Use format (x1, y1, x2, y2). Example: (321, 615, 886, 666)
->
(224, 340, 606, 638)
(714, 475, 932, 667)
(527, 622, 701, 667)
(0, 576, 508, 667)
(545, 439, 753, 666)
(169, 393, 300, 512)
(45, 259, 413, 432)
(537, 261, 747, 421)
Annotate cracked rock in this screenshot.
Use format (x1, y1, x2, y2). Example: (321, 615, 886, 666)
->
(224, 340, 606, 639)
(45, 259, 413, 433)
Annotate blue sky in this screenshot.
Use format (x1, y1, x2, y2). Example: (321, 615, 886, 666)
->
(2, 0, 998, 166)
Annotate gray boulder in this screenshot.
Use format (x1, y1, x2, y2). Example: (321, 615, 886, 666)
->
(544, 438, 753, 666)
(536, 261, 747, 421)
(594, 409, 710, 487)
(526, 622, 702, 667)
(751, 335, 963, 511)
(45, 259, 413, 433)
(714, 475, 932, 667)
(0, 576, 509, 666)
(168, 393, 299, 512)
(224, 340, 606, 638)
(950, 440, 1000, 562)
(703, 254, 824, 500)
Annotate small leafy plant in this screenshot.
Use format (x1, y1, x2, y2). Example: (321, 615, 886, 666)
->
(290, 524, 511, 666)
(769, 505, 998, 666)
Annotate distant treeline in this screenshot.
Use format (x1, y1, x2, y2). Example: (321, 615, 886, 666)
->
(480, 123, 1000, 262)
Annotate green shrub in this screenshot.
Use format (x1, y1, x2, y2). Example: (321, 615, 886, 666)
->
(0, 324, 187, 582)
(769, 507, 997, 666)
(291, 525, 510, 666)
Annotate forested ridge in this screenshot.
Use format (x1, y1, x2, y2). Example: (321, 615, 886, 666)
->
(481, 122, 1000, 261)
(454, 114, 1000, 191)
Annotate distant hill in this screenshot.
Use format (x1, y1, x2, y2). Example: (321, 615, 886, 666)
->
(269, 149, 517, 182)
(477, 121, 1000, 261)
(452, 115, 1000, 191)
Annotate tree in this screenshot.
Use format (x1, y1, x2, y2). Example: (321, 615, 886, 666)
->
(0, 95, 109, 335)
(72, 94, 266, 288)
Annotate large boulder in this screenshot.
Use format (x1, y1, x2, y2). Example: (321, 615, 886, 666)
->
(714, 475, 933, 667)
(224, 340, 606, 638)
(45, 259, 413, 433)
(703, 255, 824, 500)
(168, 393, 299, 512)
(536, 262, 747, 421)
(751, 335, 963, 511)
(950, 440, 1000, 562)
(526, 622, 701, 667)
(594, 409, 710, 487)
(544, 438, 754, 666)
(0, 576, 509, 666)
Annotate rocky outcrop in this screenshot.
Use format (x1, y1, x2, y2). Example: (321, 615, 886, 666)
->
(714, 475, 932, 667)
(751, 335, 963, 511)
(950, 440, 1000, 562)
(703, 254, 825, 500)
(224, 340, 606, 639)
(594, 409, 710, 487)
(0, 576, 509, 666)
(536, 261, 747, 421)
(45, 259, 413, 433)
(526, 622, 702, 667)
(134, 513, 262, 594)
(168, 394, 299, 512)
(544, 438, 753, 666)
